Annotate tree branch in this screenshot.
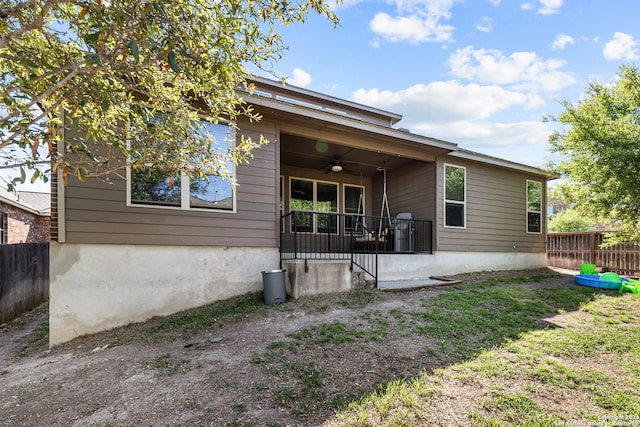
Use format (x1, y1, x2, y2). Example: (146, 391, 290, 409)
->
(0, 64, 80, 128)
(0, 97, 64, 150)
(1, 0, 62, 49)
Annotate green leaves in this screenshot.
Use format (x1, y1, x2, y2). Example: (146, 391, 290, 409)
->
(1, 0, 339, 189)
(84, 31, 102, 47)
(167, 51, 180, 72)
(549, 64, 640, 244)
(129, 41, 140, 62)
(84, 53, 102, 65)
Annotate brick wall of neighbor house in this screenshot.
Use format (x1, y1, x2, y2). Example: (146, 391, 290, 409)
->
(0, 204, 50, 243)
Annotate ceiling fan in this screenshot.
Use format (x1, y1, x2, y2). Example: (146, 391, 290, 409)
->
(325, 154, 355, 174)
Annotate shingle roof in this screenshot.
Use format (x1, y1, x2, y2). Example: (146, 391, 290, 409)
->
(0, 188, 51, 215)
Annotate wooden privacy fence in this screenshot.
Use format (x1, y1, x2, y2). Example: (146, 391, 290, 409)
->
(0, 242, 49, 324)
(547, 232, 640, 276)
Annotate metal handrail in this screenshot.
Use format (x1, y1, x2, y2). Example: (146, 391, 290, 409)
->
(280, 211, 433, 286)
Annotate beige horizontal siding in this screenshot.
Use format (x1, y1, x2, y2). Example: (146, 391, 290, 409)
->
(64, 232, 274, 247)
(436, 156, 547, 253)
(62, 117, 279, 248)
(371, 160, 436, 221)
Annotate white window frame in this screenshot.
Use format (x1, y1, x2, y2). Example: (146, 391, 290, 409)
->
(126, 119, 236, 213)
(289, 177, 339, 234)
(343, 184, 365, 215)
(343, 183, 366, 234)
(526, 179, 543, 234)
(443, 163, 466, 229)
(0, 212, 5, 244)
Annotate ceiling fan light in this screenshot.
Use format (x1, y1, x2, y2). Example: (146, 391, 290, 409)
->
(331, 164, 343, 172)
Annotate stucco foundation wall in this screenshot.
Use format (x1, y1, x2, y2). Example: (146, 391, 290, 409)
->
(378, 251, 547, 281)
(49, 243, 280, 346)
(282, 260, 352, 298)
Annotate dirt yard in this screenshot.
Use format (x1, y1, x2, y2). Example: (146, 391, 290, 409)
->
(0, 269, 575, 427)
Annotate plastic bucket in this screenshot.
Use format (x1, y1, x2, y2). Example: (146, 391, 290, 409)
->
(261, 269, 286, 305)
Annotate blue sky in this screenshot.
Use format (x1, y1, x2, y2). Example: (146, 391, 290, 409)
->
(256, 0, 640, 169)
(15, 0, 639, 192)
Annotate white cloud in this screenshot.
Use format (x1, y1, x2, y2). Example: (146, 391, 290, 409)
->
(350, 80, 543, 124)
(286, 68, 312, 87)
(409, 119, 555, 167)
(488, 0, 502, 5)
(603, 32, 639, 61)
(349, 77, 555, 167)
(475, 16, 493, 33)
(369, 0, 457, 44)
(538, 0, 563, 15)
(521, 0, 562, 14)
(551, 33, 575, 50)
(412, 120, 552, 149)
(447, 46, 576, 92)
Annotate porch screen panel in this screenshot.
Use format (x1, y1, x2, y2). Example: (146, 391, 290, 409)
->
(290, 179, 313, 232)
(317, 182, 338, 234)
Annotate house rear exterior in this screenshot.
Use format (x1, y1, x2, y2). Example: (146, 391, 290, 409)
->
(50, 78, 553, 345)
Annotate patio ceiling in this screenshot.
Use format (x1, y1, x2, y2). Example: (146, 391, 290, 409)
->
(281, 133, 421, 177)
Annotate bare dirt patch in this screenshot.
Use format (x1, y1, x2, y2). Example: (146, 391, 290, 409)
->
(0, 268, 577, 426)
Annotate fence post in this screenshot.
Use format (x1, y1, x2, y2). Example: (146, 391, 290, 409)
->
(590, 233, 596, 265)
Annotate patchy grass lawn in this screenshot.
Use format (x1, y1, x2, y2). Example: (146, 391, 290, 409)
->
(329, 277, 640, 426)
(2, 268, 639, 426)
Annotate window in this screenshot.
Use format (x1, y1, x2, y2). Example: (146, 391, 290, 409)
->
(527, 180, 542, 233)
(0, 213, 5, 244)
(129, 120, 235, 211)
(344, 184, 365, 234)
(280, 176, 284, 215)
(290, 178, 338, 233)
(444, 164, 465, 228)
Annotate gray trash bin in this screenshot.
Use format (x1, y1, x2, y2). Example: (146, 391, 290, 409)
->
(261, 269, 286, 305)
(393, 212, 414, 252)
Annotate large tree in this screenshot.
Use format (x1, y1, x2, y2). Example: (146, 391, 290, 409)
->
(548, 64, 640, 245)
(0, 0, 339, 189)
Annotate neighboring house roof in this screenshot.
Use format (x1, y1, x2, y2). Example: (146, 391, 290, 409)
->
(246, 77, 555, 180)
(0, 188, 51, 216)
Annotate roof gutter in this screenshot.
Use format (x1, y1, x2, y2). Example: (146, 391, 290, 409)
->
(242, 91, 459, 153)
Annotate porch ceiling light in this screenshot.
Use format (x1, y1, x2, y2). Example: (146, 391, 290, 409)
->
(331, 164, 343, 172)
